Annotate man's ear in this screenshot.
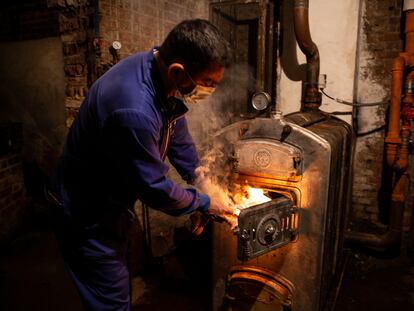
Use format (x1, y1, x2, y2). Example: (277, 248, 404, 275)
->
(168, 63, 186, 82)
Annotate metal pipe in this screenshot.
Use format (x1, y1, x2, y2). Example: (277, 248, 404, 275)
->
(394, 77, 413, 171)
(347, 173, 408, 250)
(347, 8, 414, 252)
(292, 0, 322, 110)
(406, 10, 414, 53)
(385, 56, 405, 167)
(256, 0, 267, 92)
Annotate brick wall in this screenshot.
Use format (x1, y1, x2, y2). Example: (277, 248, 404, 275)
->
(352, 0, 408, 226)
(49, 0, 96, 127)
(98, 0, 209, 68)
(0, 152, 26, 242)
(53, 0, 210, 127)
(0, 1, 60, 41)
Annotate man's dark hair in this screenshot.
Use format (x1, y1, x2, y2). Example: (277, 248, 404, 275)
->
(159, 19, 231, 74)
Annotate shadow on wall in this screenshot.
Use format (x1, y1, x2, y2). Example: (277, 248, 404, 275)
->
(0, 37, 67, 178)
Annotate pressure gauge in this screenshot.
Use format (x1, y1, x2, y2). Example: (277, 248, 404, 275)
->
(112, 40, 122, 50)
(251, 92, 271, 111)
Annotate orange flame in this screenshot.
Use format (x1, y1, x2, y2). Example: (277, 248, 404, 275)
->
(233, 187, 271, 215)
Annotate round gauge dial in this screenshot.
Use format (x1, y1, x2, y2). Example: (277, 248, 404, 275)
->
(251, 92, 271, 111)
(112, 41, 122, 50)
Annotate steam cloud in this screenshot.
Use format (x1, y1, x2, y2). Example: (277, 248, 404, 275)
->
(184, 65, 256, 226)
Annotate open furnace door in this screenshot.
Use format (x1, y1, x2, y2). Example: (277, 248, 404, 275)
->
(236, 197, 299, 261)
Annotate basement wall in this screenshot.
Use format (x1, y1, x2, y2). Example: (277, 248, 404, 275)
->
(279, 0, 412, 232)
(351, 0, 412, 230)
(279, 0, 359, 124)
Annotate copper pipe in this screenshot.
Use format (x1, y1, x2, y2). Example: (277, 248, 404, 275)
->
(394, 84, 413, 171)
(293, 0, 322, 110)
(346, 8, 414, 252)
(385, 55, 405, 167)
(385, 11, 414, 168)
(406, 10, 414, 53)
(394, 127, 410, 171)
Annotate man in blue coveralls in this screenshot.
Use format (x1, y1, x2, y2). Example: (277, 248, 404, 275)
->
(53, 19, 231, 310)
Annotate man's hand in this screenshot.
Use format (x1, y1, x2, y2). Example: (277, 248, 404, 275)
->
(205, 200, 237, 228)
(198, 194, 211, 212)
(194, 168, 238, 229)
(189, 194, 238, 236)
(207, 202, 238, 230)
(189, 211, 210, 236)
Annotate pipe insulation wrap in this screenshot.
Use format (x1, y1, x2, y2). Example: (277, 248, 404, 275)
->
(404, 0, 414, 11)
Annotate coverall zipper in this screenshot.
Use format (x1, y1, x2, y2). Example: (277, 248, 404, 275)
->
(160, 115, 183, 160)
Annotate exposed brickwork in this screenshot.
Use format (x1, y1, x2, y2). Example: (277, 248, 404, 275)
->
(0, 0, 211, 244)
(0, 1, 60, 41)
(352, 132, 386, 222)
(49, 0, 209, 127)
(98, 0, 209, 70)
(351, 0, 413, 230)
(51, 0, 96, 127)
(360, 0, 403, 88)
(2, 1, 96, 129)
(0, 152, 27, 242)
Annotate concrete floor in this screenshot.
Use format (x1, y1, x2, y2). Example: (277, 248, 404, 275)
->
(335, 248, 414, 311)
(1, 223, 414, 310)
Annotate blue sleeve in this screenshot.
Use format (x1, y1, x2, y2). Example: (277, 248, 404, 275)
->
(167, 117, 200, 184)
(102, 110, 201, 216)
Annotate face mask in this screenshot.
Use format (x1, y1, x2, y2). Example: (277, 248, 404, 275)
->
(174, 70, 216, 104)
(181, 84, 216, 104)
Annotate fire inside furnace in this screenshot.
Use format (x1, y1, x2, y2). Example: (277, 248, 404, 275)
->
(232, 187, 272, 216)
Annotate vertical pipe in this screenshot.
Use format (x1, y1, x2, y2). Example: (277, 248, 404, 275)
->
(93, 0, 100, 38)
(256, 0, 267, 92)
(347, 4, 413, 251)
(292, 0, 322, 110)
(265, 1, 274, 97)
(273, 0, 281, 112)
(406, 11, 414, 52)
(385, 56, 405, 167)
(352, 0, 364, 133)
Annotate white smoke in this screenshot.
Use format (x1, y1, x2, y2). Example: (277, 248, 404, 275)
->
(185, 64, 258, 228)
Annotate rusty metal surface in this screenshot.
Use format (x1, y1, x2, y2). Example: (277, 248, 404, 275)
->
(211, 111, 353, 311)
(223, 265, 295, 310)
(292, 0, 322, 109)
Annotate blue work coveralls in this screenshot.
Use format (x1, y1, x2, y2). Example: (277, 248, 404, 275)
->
(54, 48, 202, 310)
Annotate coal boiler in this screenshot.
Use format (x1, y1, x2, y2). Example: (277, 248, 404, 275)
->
(210, 110, 353, 311)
